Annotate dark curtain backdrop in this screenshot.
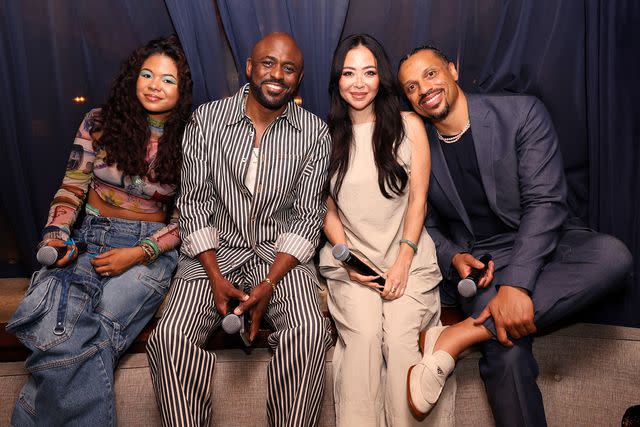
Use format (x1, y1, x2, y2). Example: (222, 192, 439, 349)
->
(216, 0, 349, 118)
(1, 0, 638, 326)
(585, 0, 640, 325)
(164, 0, 235, 106)
(0, 0, 175, 273)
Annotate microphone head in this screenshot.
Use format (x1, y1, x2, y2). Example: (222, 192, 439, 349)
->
(221, 313, 243, 334)
(36, 245, 60, 266)
(332, 244, 349, 262)
(457, 278, 477, 298)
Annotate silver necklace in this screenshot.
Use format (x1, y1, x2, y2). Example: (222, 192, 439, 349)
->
(435, 121, 471, 143)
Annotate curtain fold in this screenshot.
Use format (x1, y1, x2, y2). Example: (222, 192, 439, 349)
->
(164, 0, 235, 106)
(217, 0, 350, 118)
(585, 0, 640, 326)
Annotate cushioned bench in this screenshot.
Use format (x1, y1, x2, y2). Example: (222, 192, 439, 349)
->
(3, 278, 639, 427)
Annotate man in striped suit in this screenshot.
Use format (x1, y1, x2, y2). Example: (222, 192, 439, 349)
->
(147, 32, 333, 427)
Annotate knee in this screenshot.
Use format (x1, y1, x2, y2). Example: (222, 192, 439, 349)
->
(147, 320, 183, 357)
(592, 234, 633, 282)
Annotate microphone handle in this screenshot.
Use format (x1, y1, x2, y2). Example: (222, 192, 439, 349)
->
(344, 254, 386, 287)
(465, 253, 493, 282)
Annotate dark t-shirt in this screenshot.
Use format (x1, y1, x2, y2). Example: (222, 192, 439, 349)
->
(439, 130, 511, 240)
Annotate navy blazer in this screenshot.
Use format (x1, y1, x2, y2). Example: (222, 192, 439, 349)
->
(426, 94, 568, 292)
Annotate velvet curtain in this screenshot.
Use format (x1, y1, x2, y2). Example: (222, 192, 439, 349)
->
(216, 0, 350, 118)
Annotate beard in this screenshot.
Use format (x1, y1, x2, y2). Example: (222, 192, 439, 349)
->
(419, 91, 451, 121)
(249, 76, 293, 110)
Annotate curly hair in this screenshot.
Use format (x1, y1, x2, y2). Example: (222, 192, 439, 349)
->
(91, 35, 192, 185)
(327, 34, 407, 200)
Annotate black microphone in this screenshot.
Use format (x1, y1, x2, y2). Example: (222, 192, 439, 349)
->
(36, 241, 88, 267)
(332, 244, 385, 289)
(457, 253, 492, 297)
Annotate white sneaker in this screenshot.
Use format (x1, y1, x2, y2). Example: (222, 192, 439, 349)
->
(407, 326, 455, 420)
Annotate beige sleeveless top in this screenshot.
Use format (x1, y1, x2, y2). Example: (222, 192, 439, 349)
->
(319, 121, 441, 288)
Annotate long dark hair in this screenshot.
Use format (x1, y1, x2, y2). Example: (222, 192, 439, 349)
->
(327, 33, 407, 200)
(92, 35, 192, 185)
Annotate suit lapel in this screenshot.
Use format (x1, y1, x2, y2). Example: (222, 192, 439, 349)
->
(428, 125, 473, 232)
(467, 95, 498, 214)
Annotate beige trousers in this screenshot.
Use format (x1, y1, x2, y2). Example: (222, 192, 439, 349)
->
(326, 269, 456, 427)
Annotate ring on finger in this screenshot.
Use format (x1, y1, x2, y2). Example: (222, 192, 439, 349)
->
(390, 286, 397, 293)
(105, 271, 110, 277)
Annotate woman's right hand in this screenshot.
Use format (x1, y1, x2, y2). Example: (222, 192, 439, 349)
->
(42, 239, 79, 268)
(345, 267, 383, 292)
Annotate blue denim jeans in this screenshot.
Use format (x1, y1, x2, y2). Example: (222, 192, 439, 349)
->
(7, 214, 177, 427)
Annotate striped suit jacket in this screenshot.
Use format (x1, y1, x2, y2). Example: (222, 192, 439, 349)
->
(175, 84, 331, 282)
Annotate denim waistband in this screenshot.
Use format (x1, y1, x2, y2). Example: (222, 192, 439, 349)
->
(79, 214, 165, 244)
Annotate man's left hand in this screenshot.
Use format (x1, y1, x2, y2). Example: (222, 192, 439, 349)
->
(234, 281, 274, 342)
(473, 285, 536, 347)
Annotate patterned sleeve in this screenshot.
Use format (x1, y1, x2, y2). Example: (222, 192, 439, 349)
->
(147, 205, 181, 252)
(42, 110, 99, 242)
(275, 125, 331, 263)
(177, 108, 219, 258)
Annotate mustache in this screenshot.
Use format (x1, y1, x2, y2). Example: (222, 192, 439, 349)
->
(419, 89, 441, 104)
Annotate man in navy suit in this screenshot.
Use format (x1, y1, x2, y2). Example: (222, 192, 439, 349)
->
(398, 45, 633, 426)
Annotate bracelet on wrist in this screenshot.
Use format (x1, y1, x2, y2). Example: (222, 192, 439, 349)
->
(399, 238, 418, 254)
(139, 242, 157, 265)
(262, 277, 277, 293)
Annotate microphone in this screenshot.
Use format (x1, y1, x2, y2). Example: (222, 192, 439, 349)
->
(221, 298, 250, 346)
(457, 253, 492, 297)
(36, 241, 88, 267)
(332, 244, 385, 289)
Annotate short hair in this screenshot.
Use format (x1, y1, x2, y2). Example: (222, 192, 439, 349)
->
(398, 45, 451, 72)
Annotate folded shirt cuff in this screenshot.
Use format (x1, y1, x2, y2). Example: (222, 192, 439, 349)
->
(181, 226, 219, 258)
(275, 232, 315, 264)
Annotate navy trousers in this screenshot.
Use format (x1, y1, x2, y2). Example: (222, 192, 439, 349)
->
(441, 228, 633, 427)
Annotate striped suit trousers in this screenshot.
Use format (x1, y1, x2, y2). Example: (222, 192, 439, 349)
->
(147, 257, 333, 426)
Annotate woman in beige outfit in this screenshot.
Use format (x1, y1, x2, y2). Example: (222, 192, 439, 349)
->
(319, 34, 454, 427)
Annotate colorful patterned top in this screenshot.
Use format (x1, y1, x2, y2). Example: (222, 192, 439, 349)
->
(42, 109, 180, 253)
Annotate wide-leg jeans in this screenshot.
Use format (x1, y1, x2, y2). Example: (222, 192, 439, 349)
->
(7, 214, 177, 427)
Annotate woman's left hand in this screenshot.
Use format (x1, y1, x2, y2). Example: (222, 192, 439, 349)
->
(91, 247, 146, 277)
(380, 260, 411, 301)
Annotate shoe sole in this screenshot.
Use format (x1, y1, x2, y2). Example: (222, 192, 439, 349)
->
(407, 364, 428, 421)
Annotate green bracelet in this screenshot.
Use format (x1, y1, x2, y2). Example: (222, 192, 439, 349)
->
(141, 238, 160, 260)
(399, 238, 418, 254)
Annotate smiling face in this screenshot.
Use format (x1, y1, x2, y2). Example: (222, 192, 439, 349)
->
(338, 45, 380, 114)
(136, 53, 179, 121)
(397, 49, 460, 121)
(246, 33, 303, 111)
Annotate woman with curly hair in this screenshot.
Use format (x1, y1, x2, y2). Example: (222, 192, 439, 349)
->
(319, 34, 452, 426)
(7, 35, 192, 426)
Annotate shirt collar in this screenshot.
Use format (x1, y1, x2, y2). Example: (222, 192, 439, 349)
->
(225, 83, 302, 131)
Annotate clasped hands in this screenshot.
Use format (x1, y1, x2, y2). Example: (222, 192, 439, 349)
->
(453, 252, 536, 347)
(211, 275, 273, 343)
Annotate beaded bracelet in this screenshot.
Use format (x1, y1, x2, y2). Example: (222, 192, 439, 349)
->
(399, 238, 418, 254)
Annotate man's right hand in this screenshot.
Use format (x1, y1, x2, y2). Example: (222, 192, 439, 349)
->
(211, 275, 248, 317)
(451, 252, 494, 288)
